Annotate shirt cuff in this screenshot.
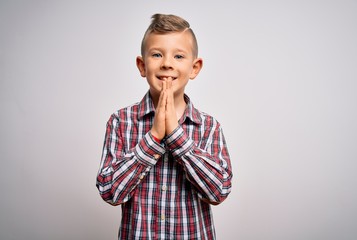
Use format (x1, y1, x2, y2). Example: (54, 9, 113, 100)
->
(165, 126, 194, 158)
(134, 131, 166, 166)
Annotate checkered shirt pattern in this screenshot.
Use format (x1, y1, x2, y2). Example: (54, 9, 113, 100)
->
(96, 92, 232, 240)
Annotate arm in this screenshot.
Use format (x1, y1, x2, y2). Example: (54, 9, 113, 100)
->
(96, 114, 165, 205)
(97, 79, 168, 205)
(166, 123, 232, 205)
(161, 77, 232, 204)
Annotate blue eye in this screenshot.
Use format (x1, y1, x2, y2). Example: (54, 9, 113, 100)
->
(152, 53, 162, 58)
(175, 55, 184, 59)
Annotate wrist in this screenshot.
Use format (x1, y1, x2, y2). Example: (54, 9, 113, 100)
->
(166, 122, 179, 135)
(150, 129, 163, 142)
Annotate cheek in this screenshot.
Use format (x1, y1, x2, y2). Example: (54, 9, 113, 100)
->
(146, 63, 158, 73)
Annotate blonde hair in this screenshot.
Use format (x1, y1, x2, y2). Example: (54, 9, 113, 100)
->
(141, 14, 198, 57)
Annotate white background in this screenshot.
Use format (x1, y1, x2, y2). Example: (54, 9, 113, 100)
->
(1, 0, 357, 239)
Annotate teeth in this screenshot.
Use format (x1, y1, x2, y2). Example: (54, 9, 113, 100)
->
(158, 77, 176, 80)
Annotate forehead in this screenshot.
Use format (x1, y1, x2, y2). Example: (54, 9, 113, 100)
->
(144, 31, 195, 53)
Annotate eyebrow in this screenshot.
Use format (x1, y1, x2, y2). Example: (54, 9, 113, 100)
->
(147, 47, 189, 54)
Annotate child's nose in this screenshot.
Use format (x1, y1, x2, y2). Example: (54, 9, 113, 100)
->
(160, 57, 173, 70)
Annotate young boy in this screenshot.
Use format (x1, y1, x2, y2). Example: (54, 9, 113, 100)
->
(96, 14, 232, 240)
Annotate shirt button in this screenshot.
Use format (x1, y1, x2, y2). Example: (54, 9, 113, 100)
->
(153, 154, 160, 159)
(160, 214, 165, 221)
(139, 174, 144, 180)
(161, 185, 167, 191)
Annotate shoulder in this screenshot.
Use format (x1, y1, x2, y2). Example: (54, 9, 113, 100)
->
(107, 101, 141, 124)
(186, 94, 221, 128)
(114, 102, 141, 117)
(194, 106, 222, 130)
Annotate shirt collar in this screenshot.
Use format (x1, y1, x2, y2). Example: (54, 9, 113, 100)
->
(181, 94, 202, 125)
(138, 91, 156, 119)
(138, 91, 202, 125)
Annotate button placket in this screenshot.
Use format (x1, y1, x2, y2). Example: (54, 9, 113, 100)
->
(158, 151, 169, 227)
(163, 152, 169, 162)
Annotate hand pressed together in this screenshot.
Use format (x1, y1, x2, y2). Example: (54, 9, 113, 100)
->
(151, 77, 179, 140)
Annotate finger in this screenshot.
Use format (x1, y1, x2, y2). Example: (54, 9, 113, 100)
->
(157, 88, 165, 109)
(167, 78, 174, 104)
(166, 87, 175, 116)
(153, 83, 168, 137)
(156, 82, 166, 111)
(167, 77, 172, 90)
(165, 83, 178, 135)
(162, 79, 167, 92)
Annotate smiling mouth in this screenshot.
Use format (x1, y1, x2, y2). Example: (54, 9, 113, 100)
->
(157, 76, 177, 81)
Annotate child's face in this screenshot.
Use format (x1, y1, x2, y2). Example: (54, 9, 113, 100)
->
(136, 31, 202, 98)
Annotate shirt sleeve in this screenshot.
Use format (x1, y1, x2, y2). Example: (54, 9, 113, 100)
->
(96, 114, 166, 205)
(165, 122, 233, 205)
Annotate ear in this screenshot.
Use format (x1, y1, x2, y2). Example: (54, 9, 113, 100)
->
(136, 56, 146, 77)
(189, 58, 203, 80)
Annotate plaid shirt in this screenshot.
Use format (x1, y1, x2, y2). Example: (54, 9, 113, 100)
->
(96, 92, 232, 240)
